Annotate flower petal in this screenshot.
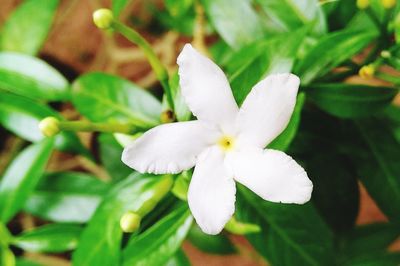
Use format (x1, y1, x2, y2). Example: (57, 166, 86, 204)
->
(122, 121, 217, 174)
(188, 146, 236, 235)
(226, 148, 312, 204)
(177, 44, 239, 131)
(236, 73, 300, 148)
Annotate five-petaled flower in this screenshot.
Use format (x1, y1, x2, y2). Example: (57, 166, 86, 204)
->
(122, 44, 313, 235)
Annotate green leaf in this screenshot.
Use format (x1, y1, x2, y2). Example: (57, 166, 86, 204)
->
(72, 174, 173, 266)
(344, 252, 400, 266)
(0, 139, 54, 223)
(227, 27, 308, 104)
(268, 93, 306, 151)
(294, 30, 376, 85)
(0, 52, 69, 101)
(112, 0, 132, 17)
(306, 83, 397, 118)
(201, 0, 265, 49)
(349, 119, 400, 222)
(169, 72, 191, 122)
(98, 134, 132, 181)
(165, 249, 191, 266)
(342, 223, 400, 259)
(122, 204, 193, 266)
(12, 223, 82, 253)
(187, 224, 235, 254)
(254, 0, 327, 35)
(72, 72, 161, 128)
(16, 259, 43, 266)
(24, 172, 107, 223)
(0, 91, 89, 155)
(236, 186, 334, 266)
(0, 0, 58, 55)
(0, 246, 15, 266)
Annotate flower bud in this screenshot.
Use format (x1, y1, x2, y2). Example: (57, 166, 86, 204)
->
(357, 0, 370, 9)
(93, 9, 114, 30)
(120, 211, 141, 233)
(381, 0, 396, 9)
(358, 64, 375, 78)
(381, 50, 391, 58)
(160, 110, 175, 123)
(38, 117, 60, 137)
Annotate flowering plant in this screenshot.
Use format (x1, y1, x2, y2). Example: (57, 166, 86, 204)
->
(0, 0, 400, 265)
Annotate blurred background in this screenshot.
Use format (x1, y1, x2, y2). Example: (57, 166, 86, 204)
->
(1, 0, 400, 265)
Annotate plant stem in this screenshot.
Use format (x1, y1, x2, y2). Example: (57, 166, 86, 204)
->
(58, 120, 136, 134)
(112, 21, 175, 112)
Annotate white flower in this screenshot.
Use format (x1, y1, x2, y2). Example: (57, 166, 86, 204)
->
(122, 44, 313, 235)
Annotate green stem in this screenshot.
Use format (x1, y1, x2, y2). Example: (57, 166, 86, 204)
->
(58, 120, 137, 134)
(112, 21, 175, 112)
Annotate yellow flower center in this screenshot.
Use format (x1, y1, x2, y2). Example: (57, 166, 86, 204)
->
(218, 135, 235, 151)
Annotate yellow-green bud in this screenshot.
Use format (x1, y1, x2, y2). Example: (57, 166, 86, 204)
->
(381, 50, 391, 58)
(93, 9, 114, 30)
(381, 0, 396, 9)
(38, 117, 60, 137)
(357, 0, 370, 9)
(359, 64, 375, 79)
(120, 211, 141, 233)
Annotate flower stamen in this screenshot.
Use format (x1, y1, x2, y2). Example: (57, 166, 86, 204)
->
(218, 135, 235, 151)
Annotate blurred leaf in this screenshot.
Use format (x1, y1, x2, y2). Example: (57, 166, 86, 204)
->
(165, 249, 191, 266)
(307, 153, 359, 233)
(16, 259, 43, 266)
(72, 174, 172, 266)
(187, 224, 235, 254)
(0, 222, 12, 246)
(112, 0, 132, 17)
(268, 93, 306, 151)
(201, 0, 264, 49)
(344, 252, 400, 266)
(306, 83, 397, 118)
(0, 0, 58, 55)
(0, 52, 69, 101)
(227, 27, 308, 104)
(294, 30, 376, 85)
(169, 72, 191, 122)
(12, 223, 82, 253)
(0, 91, 89, 155)
(98, 134, 132, 181)
(342, 223, 400, 259)
(0, 139, 54, 223)
(350, 119, 400, 222)
(254, 0, 327, 35)
(122, 204, 193, 266)
(24, 172, 107, 223)
(326, 0, 357, 31)
(236, 186, 334, 266)
(0, 246, 15, 266)
(72, 73, 161, 128)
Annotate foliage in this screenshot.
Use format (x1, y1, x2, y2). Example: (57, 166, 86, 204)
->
(0, 0, 400, 265)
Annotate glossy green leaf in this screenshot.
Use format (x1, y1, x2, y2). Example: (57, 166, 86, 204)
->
(0, 91, 89, 155)
(254, 0, 327, 35)
(268, 93, 306, 151)
(227, 27, 308, 104)
(165, 249, 191, 266)
(201, 0, 265, 49)
(0, 52, 69, 101)
(72, 72, 161, 128)
(0, 139, 54, 223)
(349, 119, 400, 222)
(306, 83, 397, 118)
(112, 0, 132, 17)
(122, 204, 193, 266)
(0, 246, 15, 266)
(12, 223, 82, 253)
(72, 174, 173, 266)
(294, 30, 376, 85)
(24, 172, 107, 223)
(187, 224, 235, 254)
(0, 0, 58, 55)
(98, 134, 132, 181)
(236, 186, 334, 266)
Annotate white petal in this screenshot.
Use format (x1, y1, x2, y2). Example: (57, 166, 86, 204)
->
(226, 148, 312, 204)
(236, 73, 300, 148)
(122, 121, 217, 174)
(177, 44, 239, 131)
(188, 146, 236, 235)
